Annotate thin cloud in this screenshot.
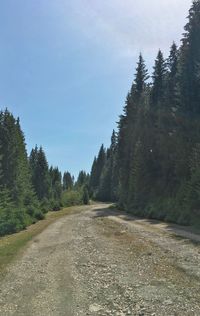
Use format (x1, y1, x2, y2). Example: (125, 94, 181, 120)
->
(61, 0, 191, 59)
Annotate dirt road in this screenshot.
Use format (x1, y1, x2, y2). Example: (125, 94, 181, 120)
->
(0, 204, 200, 316)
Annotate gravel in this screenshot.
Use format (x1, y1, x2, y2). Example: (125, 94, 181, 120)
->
(0, 204, 200, 316)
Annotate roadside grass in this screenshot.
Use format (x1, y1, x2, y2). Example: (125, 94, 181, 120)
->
(0, 205, 90, 279)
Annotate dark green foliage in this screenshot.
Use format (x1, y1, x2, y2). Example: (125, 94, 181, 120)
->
(0, 110, 42, 235)
(151, 50, 167, 107)
(29, 147, 64, 212)
(29, 146, 50, 201)
(90, 1, 200, 226)
(63, 171, 74, 190)
(0, 110, 66, 236)
(83, 186, 89, 205)
(177, 0, 200, 114)
(94, 131, 119, 202)
(76, 170, 89, 188)
(117, 54, 149, 208)
(89, 145, 106, 197)
(0, 189, 23, 236)
(49, 166, 62, 209)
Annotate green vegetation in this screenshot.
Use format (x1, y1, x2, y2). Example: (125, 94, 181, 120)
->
(89, 1, 200, 226)
(62, 190, 83, 206)
(0, 110, 90, 236)
(1, 1, 199, 237)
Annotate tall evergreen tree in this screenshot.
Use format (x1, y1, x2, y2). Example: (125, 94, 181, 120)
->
(29, 146, 50, 201)
(177, 0, 200, 114)
(63, 171, 74, 190)
(0, 110, 42, 235)
(133, 53, 149, 98)
(89, 145, 106, 197)
(96, 130, 118, 202)
(118, 54, 149, 207)
(49, 166, 62, 206)
(76, 170, 89, 188)
(151, 50, 167, 107)
(90, 1, 200, 225)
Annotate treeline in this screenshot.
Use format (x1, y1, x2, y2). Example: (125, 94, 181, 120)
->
(0, 110, 89, 236)
(90, 1, 200, 226)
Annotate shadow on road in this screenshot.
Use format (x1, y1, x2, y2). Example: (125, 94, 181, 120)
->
(91, 205, 200, 244)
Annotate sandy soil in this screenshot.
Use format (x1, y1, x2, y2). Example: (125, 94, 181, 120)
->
(0, 204, 200, 316)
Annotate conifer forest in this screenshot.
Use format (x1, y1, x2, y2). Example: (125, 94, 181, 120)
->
(90, 1, 200, 226)
(0, 1, 200, 237)
(1, 2, 200, 315)
(0, 109, 90, 236)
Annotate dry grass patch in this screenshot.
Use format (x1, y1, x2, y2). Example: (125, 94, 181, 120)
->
(0, 205, 89, 279)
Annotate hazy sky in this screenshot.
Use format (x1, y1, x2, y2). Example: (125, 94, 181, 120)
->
(0, 0, 192, 177)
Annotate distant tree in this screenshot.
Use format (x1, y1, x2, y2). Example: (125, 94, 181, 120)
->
(117, 54, 149, 207)
(166, 42, 179, 110)
(151, 50, 167, 107)
(63, 171, 74, 190)
(49, 166, 62, 207)
(89, 145, 106, 197)
(29, 146, 50, 201)
(83, 186, 89, 205)
(76, 170, 89, 188)
(96, 130, 119, 202)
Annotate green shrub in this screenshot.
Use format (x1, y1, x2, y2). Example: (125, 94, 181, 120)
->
(62, 190, 83, 207)
(0, 207, 26, 236)
(50, 199, 61, 211)
(40, 197, 51, 213)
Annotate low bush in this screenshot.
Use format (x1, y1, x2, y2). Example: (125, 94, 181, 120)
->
(62, 190, 83, 207)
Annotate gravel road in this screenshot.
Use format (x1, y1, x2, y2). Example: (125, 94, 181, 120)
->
(0, 204, 200, 316)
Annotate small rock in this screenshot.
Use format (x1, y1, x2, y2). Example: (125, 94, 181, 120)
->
(164, 299, 173, 305)
(89, 304, 102, 312)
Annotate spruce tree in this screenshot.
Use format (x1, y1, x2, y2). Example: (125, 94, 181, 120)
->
(49, 166, 62, 209)
(89, 145, 106, 198)
(0, 110, 42, 235)
(63, 171, 74, 190)
(91, 1, 200, 225)
(177, 0, 200, 114)
(118, 54, 149, 208)
(29, 146, 50, 202)
(133, 53, 149, 98)
(96, 133, 118, 202)
(151, 50, 167, 107)
(83, 186, 89, 205)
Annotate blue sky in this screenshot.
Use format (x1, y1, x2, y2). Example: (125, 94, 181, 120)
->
(0, 0, 192, 177)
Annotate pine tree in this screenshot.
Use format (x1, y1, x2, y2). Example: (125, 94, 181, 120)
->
(133, 53, 149, 98)
(166, 42, 179, 111)
(90, 1, 200, 225)
(89, 157, 97, 195)
(96, 135, 117, 202)
(83, 186, 89, 205)
(76, 170, 89, 188)
(0, 111, 38, 208)
(29, 146, 50, 201)
(0, 110, 42, 235)
(63, 171, 74, 190)
(177, 0, 200, 114)
(0, 140, 3, 183)
(49, 166, 62, 209)
(89, 145, 106, 198)
(118, 54, 149, 208)
(151, 50, 167, 107)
